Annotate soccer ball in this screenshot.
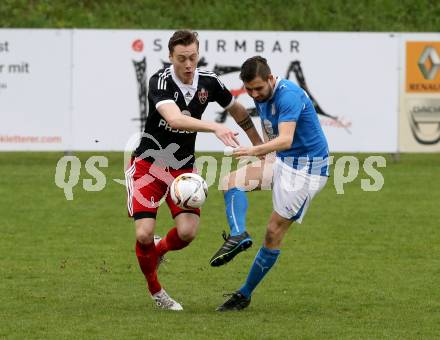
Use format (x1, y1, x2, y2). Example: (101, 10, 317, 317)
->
(170, 173, 208, 209)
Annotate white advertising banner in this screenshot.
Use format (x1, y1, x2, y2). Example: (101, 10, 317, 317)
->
(0, 29, 71, 151)
(72, 30, 399, 153)
(0, 29, 400, 152)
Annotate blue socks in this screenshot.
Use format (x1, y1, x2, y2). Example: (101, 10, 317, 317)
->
(225, 188, 281, 298)
(239, 246, 280, 298)
(224, 188, 248, 236)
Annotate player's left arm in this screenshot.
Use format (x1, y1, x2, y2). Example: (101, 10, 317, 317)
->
(233, 121, 296, 158)
(227, 101, 263, 146)
(234, 89, 303, 158)
(210, 72, 263, 146)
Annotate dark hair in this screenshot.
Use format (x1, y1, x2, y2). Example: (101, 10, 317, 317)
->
(168, 30, 199, 54)
(239, 56, 271, 82)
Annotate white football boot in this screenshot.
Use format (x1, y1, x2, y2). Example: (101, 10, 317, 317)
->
(152, 289, 183, 311)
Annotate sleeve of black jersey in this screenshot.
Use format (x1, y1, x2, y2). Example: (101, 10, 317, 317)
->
(148, 73, 175, 108)
(211, 74, 234, 109)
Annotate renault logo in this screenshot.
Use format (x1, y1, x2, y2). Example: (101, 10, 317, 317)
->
(418, 46, 440, 80)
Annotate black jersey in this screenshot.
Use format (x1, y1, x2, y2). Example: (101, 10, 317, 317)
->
(134, 67, 233, 168)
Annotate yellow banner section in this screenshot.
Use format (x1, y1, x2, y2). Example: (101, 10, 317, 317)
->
(406, 41, 440, 93)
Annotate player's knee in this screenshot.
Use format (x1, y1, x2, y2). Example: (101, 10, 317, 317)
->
(221, 173, 236, 192)
(177, 225, 197, 242)
(264, 222, 283, 247)
(264, 226, 277, 245)
(176, 218, 198, 242)
(135, 221, 155, 244)
(136, 229, 154, 244)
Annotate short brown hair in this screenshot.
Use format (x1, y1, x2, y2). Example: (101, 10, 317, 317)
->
(168, 30, 199, 54)
(240, 56, 271, 82)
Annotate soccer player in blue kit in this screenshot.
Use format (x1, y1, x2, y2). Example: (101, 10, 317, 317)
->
(214, 56, 330, 311)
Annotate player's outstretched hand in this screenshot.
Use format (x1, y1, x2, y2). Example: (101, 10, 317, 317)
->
(214, 124, 240, 147)
(233, 146, 258, 158)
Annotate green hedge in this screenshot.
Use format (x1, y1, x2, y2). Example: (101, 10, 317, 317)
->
(1, 0, 440, 31)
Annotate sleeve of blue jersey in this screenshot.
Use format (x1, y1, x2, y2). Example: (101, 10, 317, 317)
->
(276, 90, 303, 122)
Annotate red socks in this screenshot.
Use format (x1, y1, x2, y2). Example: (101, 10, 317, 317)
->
(156, 227, 190, 257)
(135, 228, 190, 295)
(135, 241, 161, 295)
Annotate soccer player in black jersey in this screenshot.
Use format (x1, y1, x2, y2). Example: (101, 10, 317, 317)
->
(125, 30, 262, 310)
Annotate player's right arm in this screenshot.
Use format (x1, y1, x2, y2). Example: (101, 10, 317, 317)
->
(233, 121, 296, 158)
(149, 72, 239, 147)
(157, 102, 239, 147)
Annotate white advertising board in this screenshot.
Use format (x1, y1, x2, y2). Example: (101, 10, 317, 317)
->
(0, 29, 71, 151)
(72, 30, 399, 152)
(0, 29, 400, 152)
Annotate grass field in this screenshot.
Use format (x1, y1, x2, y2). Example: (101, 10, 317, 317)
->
(1, 152, 440, 339)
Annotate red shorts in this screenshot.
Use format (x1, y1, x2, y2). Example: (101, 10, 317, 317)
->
(125, 158, 200, 220)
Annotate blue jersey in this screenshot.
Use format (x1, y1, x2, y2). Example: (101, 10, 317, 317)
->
(255, 78, 329, 176)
